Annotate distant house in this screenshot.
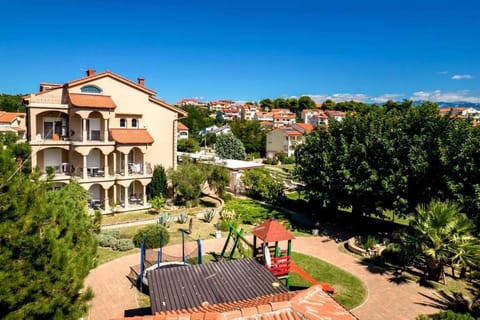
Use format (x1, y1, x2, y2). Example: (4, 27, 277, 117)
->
(301, 109, 328, 126)
(325, 110, 347, 122)
(177, 122, 189, 140)
(266, 124, 312, 158)
(200, 124, 231, 137)
(208, 100, 235, 112)
(439, 107, 480, 120)
(217, 106, 240, 120)
(0, 111, 26, 139)
(240, 104, 258, 120)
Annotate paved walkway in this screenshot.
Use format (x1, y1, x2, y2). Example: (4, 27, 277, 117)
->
(85, 235, 441, 320)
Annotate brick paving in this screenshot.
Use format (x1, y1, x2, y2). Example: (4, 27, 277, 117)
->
(85, 235, 441, 320)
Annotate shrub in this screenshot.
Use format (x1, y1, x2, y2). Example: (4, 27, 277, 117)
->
(158, 212, 171, 228)
(362, 235, 378, 250)
(149, 195, 166, 211)
(177, 211, 188, 224)
(282, 156, 295, 164)
(204, 208, 216, 223)
(96, 233, 118, 248)
(133, 224, 170, 249)
(102, 229, 120, 239)
(114, 238, 135, 251)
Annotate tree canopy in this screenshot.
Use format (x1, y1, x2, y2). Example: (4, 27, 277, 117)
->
(229, 120, 266, 157)
(215, 133, 246, 160)
(0, 94, 25, 112)
(295, 101, 480, 225)
(0, 145, 97, 319)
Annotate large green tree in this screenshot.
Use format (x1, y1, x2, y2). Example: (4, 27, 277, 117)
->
(229, 120, 266, 156)
(295, 101, 480, 224)
(216, 133, 246, 160)
(241, 169, 283, 202)
(0, 146, 97, 319)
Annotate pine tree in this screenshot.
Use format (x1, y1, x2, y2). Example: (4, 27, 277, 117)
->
(0, 147, 97, 319)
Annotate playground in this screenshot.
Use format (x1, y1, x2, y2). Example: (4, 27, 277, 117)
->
(85, 219, 443, 320)
(127, 220, 332, 295)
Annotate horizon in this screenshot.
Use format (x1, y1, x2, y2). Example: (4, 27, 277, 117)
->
(1, 1, 479, 105)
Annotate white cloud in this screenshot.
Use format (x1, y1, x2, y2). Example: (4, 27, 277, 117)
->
(307, 93, 369, 103)
(411, 90, 480, 103)
(452, 74, 473, 80)
(371, 93, 405, 103)
(437, 71, 449, 75)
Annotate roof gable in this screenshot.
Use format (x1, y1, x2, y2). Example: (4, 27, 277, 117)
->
(67, 71, 157, 95)
(252, 219, 295, 242)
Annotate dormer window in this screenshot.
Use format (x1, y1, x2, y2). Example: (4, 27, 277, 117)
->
(81, 85, 102, 94)
(131, 119, 138, 128)
(120, 118, 126, 128)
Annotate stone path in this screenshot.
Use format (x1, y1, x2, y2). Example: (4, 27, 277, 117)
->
(85, 235, 442, 320)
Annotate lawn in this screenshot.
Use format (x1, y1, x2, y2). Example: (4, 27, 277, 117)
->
(289, 251, 366, 310)
(96, 216, 219, 265)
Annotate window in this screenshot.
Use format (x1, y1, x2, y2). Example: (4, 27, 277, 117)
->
(131, 119, 138, 128)
(120, 118, 126, 128)
(80, 85, 102, 94)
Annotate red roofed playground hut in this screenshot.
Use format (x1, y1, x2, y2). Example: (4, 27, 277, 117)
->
(252, 219, 295, 287)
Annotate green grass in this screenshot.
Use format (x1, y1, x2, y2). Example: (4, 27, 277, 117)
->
(96, 247, 139, 265)
(289, 252, 367, 310)
(224, 198, 286, 224)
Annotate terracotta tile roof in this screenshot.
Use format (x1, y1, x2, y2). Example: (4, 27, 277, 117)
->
(69, 93, 116, 109)
(252, 219, 295, 242)
(111, 285, 357, 320)
(177, 122, 189, 130)
(293, 123, 313, 133)
(285, 130, 302, 136)
(110, 128, 154, 144)
(260, 121, 274, 126)
(0, 112, 25, 123)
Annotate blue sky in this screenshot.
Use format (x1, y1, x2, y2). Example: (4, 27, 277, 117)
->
(1, 0, 479, 104)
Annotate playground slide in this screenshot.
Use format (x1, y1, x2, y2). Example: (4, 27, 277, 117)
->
(290, 262, 335, 294)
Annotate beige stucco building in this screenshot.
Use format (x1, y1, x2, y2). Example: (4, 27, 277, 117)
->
(266, 123, 313, 158)
(23, 69, 187, 213)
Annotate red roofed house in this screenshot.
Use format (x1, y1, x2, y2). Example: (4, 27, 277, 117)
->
(23, 69, 187, 213)
(177, 122, 189, 140)
(0, 111, 26, 139)
(266, 124, 312, 159)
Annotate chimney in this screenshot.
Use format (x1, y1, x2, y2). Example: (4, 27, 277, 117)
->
(86, 68, 95, 77)
(137, 77, 145, 86)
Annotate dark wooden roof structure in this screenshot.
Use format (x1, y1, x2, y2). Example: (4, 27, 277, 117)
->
(149, 258, 288, 314)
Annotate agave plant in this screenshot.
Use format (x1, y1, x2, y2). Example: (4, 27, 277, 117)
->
(203, 208, 216, 223)
(158, 212, 171, 228)
(177, 211, 188, 224)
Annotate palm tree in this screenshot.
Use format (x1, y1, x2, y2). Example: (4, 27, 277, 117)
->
(405, 200, 480, 282)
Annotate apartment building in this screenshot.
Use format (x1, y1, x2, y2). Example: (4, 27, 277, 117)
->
(23, 69, 187, 213)
(266, 123, 313, 158)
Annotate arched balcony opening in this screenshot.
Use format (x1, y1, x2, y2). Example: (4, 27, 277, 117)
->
(34, 110, 69, 142)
